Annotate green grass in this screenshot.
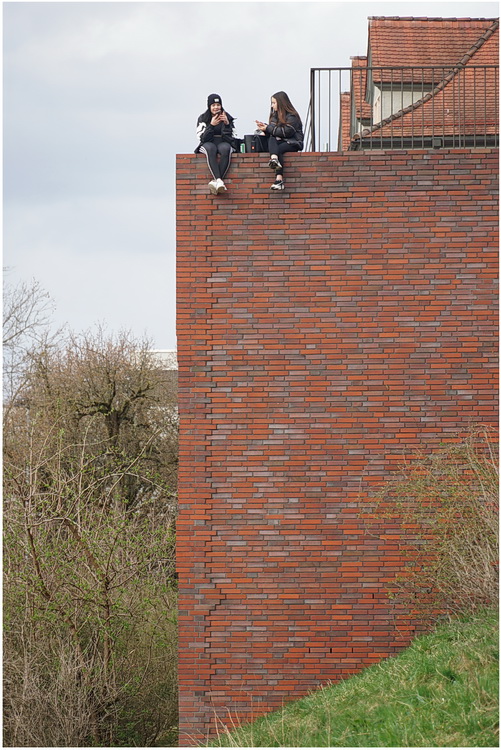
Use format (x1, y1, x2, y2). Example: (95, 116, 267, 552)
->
(209, 609, 499, 747)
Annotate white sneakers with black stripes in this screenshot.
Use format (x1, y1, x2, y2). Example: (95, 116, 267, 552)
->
(208, 178, 227, 195)
(270, 179, 285, 191)
(268, 156, 282, 170)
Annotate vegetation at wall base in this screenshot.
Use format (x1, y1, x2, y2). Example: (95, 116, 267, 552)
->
(209, 608, 499, 748)
(367, 424, 498, 625)
(3, 279, 179, 747)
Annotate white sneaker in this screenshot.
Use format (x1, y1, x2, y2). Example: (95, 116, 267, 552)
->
(208, 179, 219, 195)
(216, 178, 227, 194)
(270, 179, 285, 191)
(268, 156, 282, 170)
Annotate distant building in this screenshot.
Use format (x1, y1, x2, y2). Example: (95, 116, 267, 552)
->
(149, 349, 178, 370)
(312, 16, 499, 151)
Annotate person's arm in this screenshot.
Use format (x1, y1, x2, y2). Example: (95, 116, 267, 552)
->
(196, 120, 208, 142)
(198, 113, 225, 143)
(268, 114, 300, 139)
(221, 113, 235, 139)
(200, 122, 217, 143)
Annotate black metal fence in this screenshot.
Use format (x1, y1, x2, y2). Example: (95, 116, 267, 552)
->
(305, 65, 499, 152)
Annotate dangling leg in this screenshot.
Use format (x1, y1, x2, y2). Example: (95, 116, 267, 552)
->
(267, 136, 282, 172)
(215, 142, 233, 192)
(217, 142, 233, 179)
(200, 142, 220, 178)
(270, 143, 299, 191)
(199, 142, 220, 194)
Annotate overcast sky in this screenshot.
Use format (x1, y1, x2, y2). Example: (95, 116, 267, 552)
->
(4, 0, 498, 350)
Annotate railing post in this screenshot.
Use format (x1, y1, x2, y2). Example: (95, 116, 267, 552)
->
(310, 68, 316, 152)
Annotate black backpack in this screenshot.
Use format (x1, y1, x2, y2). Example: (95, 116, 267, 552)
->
(244, 133, 268, 153)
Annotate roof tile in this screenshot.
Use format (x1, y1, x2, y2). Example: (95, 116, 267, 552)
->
(369, 17, 498, 68)
(358, 26, 498, 142)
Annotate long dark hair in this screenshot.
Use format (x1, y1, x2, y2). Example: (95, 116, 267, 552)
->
(269, 91, 300, 125)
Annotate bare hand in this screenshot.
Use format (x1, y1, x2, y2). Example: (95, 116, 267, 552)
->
(255, 120, 266, 131)
(212, 113, 228, 126)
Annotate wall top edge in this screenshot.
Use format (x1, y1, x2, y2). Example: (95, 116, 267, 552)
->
(176, 148, 498, 160)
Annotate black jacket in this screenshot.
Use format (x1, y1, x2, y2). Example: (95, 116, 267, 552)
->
(195, 113, 237, 153)
(265, 112, 303, 149)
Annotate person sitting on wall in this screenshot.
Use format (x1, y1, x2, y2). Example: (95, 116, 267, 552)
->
(195, 93, 238, 195)
(255, 91, 303, 191)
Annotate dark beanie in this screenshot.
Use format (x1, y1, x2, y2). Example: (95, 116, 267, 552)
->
(207, 93, 223, 108)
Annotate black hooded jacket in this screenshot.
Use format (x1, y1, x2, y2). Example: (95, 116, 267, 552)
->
(195, 111, 237, 153)
(265, 112, 304, 149)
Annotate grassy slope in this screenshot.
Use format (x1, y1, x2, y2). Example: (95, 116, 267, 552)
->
(210, 609, 499, 748)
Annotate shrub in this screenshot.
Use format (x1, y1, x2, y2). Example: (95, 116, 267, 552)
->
(369, 425, 498, 622)
(3, 329, 179, 746)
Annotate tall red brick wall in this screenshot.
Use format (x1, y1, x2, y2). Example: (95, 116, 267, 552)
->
(176, 149, 498, 744)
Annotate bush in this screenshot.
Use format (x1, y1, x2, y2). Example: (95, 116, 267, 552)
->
(3, 329, 179, 746)
(369, 425, 498, 622)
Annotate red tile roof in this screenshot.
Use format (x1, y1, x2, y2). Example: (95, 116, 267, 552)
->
(352, 17, 499, 146)
(368, 16, 498, 69)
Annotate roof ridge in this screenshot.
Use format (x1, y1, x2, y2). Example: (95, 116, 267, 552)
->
(456, 17, 499, 66)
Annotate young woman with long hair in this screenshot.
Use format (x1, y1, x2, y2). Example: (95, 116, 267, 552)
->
(255, 91, 303, 191)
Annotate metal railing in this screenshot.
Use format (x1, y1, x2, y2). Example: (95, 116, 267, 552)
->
(305, 65, 499, 152)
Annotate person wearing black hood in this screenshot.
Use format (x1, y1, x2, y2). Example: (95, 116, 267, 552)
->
(195, 94, 237, 195)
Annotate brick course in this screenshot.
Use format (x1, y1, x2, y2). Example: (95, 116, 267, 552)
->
(176, 149, 498, 744)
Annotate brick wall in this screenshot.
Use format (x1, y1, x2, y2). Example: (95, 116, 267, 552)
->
(176, 149, 498, 744)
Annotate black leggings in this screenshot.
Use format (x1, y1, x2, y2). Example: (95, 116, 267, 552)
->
(199, 139, 233, 179)
(267, 136, 300, 177)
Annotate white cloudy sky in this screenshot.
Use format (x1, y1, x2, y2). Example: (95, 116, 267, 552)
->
(4, 0, 498, 349)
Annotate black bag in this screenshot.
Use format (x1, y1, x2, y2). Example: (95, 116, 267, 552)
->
(231, 137, 244, 152)
(244, 133, 268, 153)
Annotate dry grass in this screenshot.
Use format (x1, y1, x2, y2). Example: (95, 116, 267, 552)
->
(368, 424, 498, 621)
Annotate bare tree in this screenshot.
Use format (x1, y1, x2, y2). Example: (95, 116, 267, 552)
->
(4, 325, 179, 747)
(3, 272, 58, 407)
(14, 325, 178, 514)
(3, 273, 53, 348)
